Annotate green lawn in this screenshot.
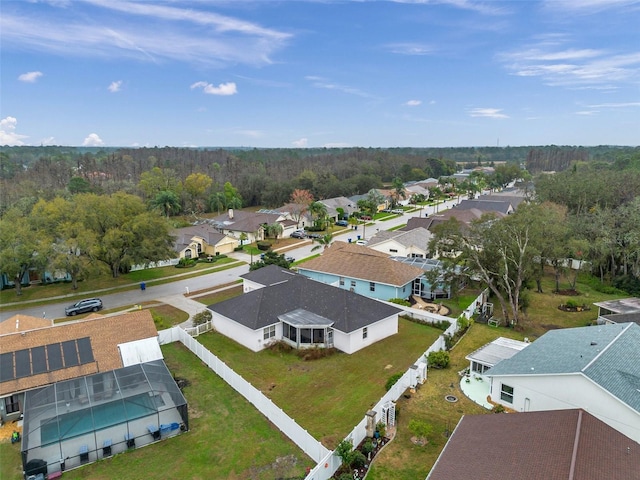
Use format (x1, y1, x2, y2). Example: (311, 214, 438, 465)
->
(0, 342, 310, 480)
(196, 318, 443, 449)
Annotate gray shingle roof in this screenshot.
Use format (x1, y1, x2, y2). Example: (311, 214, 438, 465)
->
(209, 271, 402, 333)
(487, 323, 640, 413)
(241, 265, 298, 286)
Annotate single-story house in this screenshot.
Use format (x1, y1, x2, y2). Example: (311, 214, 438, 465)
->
(594, 297, 640, 325)
(426, 409, 640, 480)
(366, 227, 433, 258)
(456, 198, 514, 215)
(172, 224, 239, 259)
(318, 196, 360, 220)
(465, 337, 530, 378)
(208, 265, 403, 354)
(296, 242, 424, 301)
(486, 322, 640, 443)
(209, 209, 297, 243)
(0, 311, 188, 475)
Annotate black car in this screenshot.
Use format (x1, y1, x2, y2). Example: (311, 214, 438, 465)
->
(336, 220, 349, 227)
(307, 232, 322, 239)
(65, 298, 103, 316)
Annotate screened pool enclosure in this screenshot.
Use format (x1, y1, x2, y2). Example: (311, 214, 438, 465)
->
(21, 360, 188, 477)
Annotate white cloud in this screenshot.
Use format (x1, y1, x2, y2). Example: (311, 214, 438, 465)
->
(40, 136, 56, 145)
(18, 71, 43, 83)
(191, 81, 238, 96)
(405, 100, 422, 107)
(587, 102, 640, 108)
(1, 2, 291, 68)
(468, 108, 509, 119)
(0, 117, 28, 146)
(498, 39, 640, 89)
(108, 80, 122, 92)
(305, 76, 374, 99)
(292, 138, 308, 147)
(543, 0, 639, 13)
(386, 43, 435, 56)
(575, 110, 597, 116)
(82, 133, 104, 146)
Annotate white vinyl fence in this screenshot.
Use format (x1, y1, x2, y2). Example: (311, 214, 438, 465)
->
(158, 290, 485, 480)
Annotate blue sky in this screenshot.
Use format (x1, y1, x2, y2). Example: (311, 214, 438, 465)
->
(1, 0, 639, 148)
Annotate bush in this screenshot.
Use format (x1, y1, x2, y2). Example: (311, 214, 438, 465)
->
(427, 350, 450, 368)
(297, 347, 338, 361)
(192, 310, 212, 326)
(339, 474, 353, 480)
(385, 373, 403, 391)
(565, 298, 579, 308)
(408, 419, 433, 443)
(256, 241, 272, 251)
(388, 298, 411, 307)
(376, 421, 386, 438)
(351, 451, 367, 469)
(361, 439, 374, 455)
(176, 257, 197, 268)
(492, 404, 505, 413)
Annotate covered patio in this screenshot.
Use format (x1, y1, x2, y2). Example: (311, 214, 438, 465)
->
(280, 308, 335, 349)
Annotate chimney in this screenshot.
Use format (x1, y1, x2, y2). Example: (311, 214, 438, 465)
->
(228, 209, 234, 219)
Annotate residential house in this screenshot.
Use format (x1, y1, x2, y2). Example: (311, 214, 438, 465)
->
(456, 198, 514, 215)
(0, 311, 188, 475)
(172, 224, 238, 259)
(366, 227, 432, 258)
(464, 337, 530, 378)
(317, 196, 359, 221)
(594, 297, 640, 325)
(209, 209, 297, 243)
(486, 322, 640, 443)
(296, 242, 424, 301)
(207, 265, 403, 354)
(426, 409, 640, 480)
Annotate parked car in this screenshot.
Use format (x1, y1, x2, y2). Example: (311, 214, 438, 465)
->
(361, 215, 372, 221)
(391, 209, 404, 214)
(307, 232, 322, 239)
(285, 256, 295, 263)
(65, 298, 103, 316)
(336, 220, 349, 227)
(290, 230, 306, 239)
(355, 240, 368, 246)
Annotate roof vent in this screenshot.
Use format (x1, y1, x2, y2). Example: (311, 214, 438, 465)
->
(590, 341, 597, 346)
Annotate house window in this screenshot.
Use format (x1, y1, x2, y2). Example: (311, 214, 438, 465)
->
(471, 361, 488, 375)
(263, 325, 276, 341)
(500, 384, 514, 404)
(350, 280, 356, 288)
(339, 277, 344, 286)
(5, 395, 20, 414)
(369, 282, 375, 292)
(363, 327, 368, 339)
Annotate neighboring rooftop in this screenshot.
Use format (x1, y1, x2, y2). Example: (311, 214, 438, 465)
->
(297, 241, 424, 287)
(0, 311, 159, 396)
(465, 337, 529, 368)
(426, 409, 640, 480)
(366, 227, 432, 249)
(594, 297, 640, 315)
(487, 322, 640, 413)
(241, 264, 299, 287)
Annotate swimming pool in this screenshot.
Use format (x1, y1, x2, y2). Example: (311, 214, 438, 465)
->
(40, 393, 164, 445)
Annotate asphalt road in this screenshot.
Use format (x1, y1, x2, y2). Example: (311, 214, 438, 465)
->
(0, 198, 462, 323)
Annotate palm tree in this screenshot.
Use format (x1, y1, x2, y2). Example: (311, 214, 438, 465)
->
(311, 233, 334, 252)
(308, 201, 328, 230)
(152, 190, 181, 218)
(392, 177, 406, 208)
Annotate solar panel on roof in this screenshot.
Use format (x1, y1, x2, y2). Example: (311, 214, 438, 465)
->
(47, 343, 63, 370)
(77, 337, 94, 364)
(62, 340, 79, 367)
(0, 352, 14, 382)
(31, 346, 47, 375)
(15, 349, 32, 378)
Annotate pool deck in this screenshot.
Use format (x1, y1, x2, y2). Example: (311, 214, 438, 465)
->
(459, 375, 493, 410)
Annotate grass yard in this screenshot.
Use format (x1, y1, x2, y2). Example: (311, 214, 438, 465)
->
(368, 322, 526, 480)
(197, 318, 443, 449)
(0, 342, 310, 480)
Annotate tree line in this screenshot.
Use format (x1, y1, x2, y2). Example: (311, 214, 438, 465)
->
(429, 155, 640, 326)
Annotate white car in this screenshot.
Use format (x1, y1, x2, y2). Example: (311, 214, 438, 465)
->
(355, 240, 367, 246)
